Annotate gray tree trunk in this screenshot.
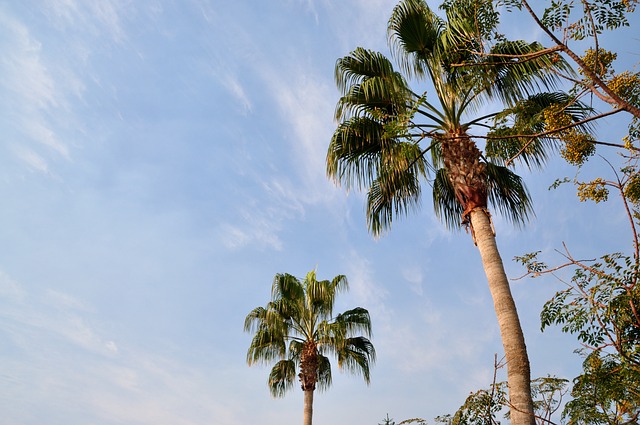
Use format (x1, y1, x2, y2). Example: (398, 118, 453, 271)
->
(303, 389, 314, 425)
(470, 208, 535, 425)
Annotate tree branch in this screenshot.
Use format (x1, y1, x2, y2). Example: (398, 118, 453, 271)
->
(518, 0, 640, 119)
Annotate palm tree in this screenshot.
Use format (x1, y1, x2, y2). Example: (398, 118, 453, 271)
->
(244, 270, 376, 425)
(326, 1, 591, 424)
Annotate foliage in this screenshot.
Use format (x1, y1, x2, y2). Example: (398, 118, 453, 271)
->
(435, 383, 507, 425)
(328, 0, 588, 234)
(244, 270, 375, 398)
(456, 0, 640, 167)
(515, 156, 640, 425)
(379, 414, 428, 425)
(435, 375, 569, 425)
(564, 351, 640, 425)
(380, 414, 396, 425)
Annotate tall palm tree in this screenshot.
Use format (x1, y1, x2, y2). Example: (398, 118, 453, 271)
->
(244, 270, 376, 425)
(326, 1, 590, 424)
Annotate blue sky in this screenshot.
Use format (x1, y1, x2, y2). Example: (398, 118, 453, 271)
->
(0, 1, 637, 424)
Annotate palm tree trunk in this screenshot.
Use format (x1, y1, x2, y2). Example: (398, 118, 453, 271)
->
(469, 207, 535, 425)
(303, 389, 314, 425)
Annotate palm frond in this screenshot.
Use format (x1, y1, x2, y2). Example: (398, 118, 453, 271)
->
(336, 336, 377, 384)
(334, 307, 373, 337)
(388, 0, 444, 79)
(334, 49, 413, 123)
(486, 163, 533, 227)
(330, 274, 349, 294)
(327, 117, 388, 190)
(480, 40, 571, 105)
(433, 168, 464, 230)
(440, 0, 499, 42)
(335, 48, 407, 103)
(271, 273, 304, 305)
(366, 155, 424, 236)
(246, 323, 287, 365)
(243, 306, 267, 333)
(268, 360, 297, 398)
(306, 272, 336, 319)
(315, 355, 333, 392)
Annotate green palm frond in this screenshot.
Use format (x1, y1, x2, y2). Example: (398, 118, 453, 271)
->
(327, 117, 388, 190)
(272, 273, 304, 304)
(288, 340, 304, 359)
(388, 0, 444, 78)
(440, 0, 499, 42)
(243, 306, 267, 333)
(337, 336, 377, 383)
(268, 360, 297, 398)
(335, 48, 408, 104)
(433, 168, 464, 229)
(246, 323, 287, 365)
(306, 272, 336, 318)
(486, 163, 533, 227)
(367, 157, 424, 236)
(316, 355, 333, 392)
(480, 40, 571, 105)
(334, 307, 374, 337)
(329, 274, 349, 294)
(335, 50, 412, 122)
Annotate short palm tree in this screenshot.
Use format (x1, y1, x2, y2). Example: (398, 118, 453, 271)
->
(327, 1, 590, 424)
(244, 270, 376, 425)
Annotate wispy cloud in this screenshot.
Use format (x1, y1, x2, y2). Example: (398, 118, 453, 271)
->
(222, 73, 253, 114)
(0, 268, 247, 425)
(43, 0, 130, 42)
(0, 8, 75, 173)
(263, 66, 337, 203)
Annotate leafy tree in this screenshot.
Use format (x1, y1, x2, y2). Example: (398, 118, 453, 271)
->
(326, 1, 589, 423)
(516, 159, 640, 424)
(462, 1, 640, 161)
(502, 0, 640, 118)
(244, 270, 376, 425)
(436, 376, 569, 425)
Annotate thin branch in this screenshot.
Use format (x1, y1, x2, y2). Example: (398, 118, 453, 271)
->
(502, 108, 629, 166)
(601, 156, 639, 260)
(518, 0, 640, 119)
(450, 45, 565, 68)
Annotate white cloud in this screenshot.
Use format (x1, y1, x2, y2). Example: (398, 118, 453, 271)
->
(44, 289, 91, 311)
(266, 68, 337, 201)
(219, 212, 284, 252)
(14, 148, 50, 174)
(222, 73, 253, 114)
(0, 270, 26, 300)
(0, 8, 76, 173)
(402, 264, 424, 296)
(343, 250, 392, 322)
(0, 268, 248, 425)
(43, 0, 130, 42)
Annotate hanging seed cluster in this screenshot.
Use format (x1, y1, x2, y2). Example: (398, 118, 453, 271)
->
(543, 104, 596, 166)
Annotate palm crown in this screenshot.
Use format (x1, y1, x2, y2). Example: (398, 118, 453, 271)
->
(244, 270, 375, 397)
(327, 0, 590, 234)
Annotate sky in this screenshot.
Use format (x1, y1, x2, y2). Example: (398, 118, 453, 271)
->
(0, 1, 637, 424)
